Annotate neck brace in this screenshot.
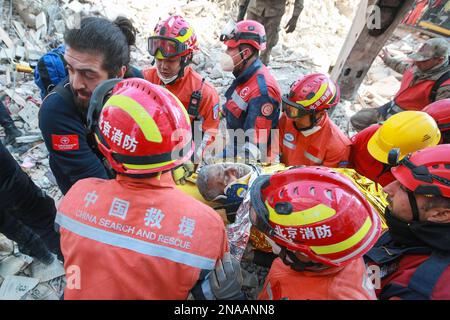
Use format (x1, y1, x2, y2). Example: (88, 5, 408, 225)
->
(213, 167, 256, 204)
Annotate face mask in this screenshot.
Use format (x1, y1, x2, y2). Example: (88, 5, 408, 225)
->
(220, 50, 245, 72)
(156, 69, 178, 85)
(213, 171, 252, 204)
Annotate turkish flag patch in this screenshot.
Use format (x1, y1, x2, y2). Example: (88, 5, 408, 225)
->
(51, 134, 79, 151)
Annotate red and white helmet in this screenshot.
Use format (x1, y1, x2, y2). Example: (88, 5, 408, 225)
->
(392, 144, 450, 198)
(148, 15, 198, 59)
(250, 166, 381, 267)
(423, 99, 450, 133)
(282, 73, 340, 119)
(94, 78, 193, 175)
(220, 20, 266, 51)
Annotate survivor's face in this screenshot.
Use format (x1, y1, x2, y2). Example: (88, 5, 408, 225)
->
(206, 163, 251, 198)
(65, 47, 109, 110)
(383, 180, 428, 222)
(155, 57, 182, 79)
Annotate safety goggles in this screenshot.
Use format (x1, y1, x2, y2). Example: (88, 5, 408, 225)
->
(219, 32, 265, 44)
(281, 95, 311, 119)
(148, 36, 188, 58)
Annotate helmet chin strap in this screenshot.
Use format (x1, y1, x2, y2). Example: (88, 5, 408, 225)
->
(293, 110, 319, 132)
(407, 190, 421, 222)
(233, 45, 256, 75)
(164, 54, 192, 86)
(279, 246, 324, 272)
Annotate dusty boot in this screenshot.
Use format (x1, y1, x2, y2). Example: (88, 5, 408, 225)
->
(0, 213, 55, 264)
(4, 124, 22, 145)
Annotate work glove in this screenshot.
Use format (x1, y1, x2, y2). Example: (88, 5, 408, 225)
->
(210, 252, 244, 300)
(172, 161, 195, 185)
(285, 14, 300, 33)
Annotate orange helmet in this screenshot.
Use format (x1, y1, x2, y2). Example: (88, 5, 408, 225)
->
(250, 166, 381, 267)
(220, 20, 266, 51)
(148, 15, 198, 59)
(282, 73, 340, 130)
(91, 78, 193, 175)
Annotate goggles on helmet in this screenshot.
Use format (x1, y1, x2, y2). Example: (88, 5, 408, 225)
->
(281, 95, 312, 119)
(148, 36, 188, 58)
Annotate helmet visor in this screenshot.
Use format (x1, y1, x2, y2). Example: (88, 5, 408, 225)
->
(148, 36, 186, 58)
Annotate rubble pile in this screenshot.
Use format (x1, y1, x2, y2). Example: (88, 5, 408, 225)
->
(0, 0, 433, 299)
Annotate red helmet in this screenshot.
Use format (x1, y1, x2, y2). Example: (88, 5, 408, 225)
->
(94, 78, 193, 175)
(220, 20, 266, 51)
(423, 99, 450, 133)
(148, 15, 198, 59)
(392, 144, 450, 198)
(282, 73, 340, 119)
(250, 166, 381, 267)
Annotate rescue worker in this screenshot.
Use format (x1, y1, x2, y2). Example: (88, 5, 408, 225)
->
(144, 15, 221, 164)
(250, 167, 382, 300)
(279, 73, 351, 167)
(0, 140, 61, 263)
(219, 20, 281, 163)
(364, 144, 450, 300)
(237, 0, 304, 65)
(351, 37, 450, 131)
(57, 78, 243, 300)
(39, 16, 143, 195)
(423, 98, 450, 144)
(196, 162, 389, 259)
(0, 99, 22, 145)
(349, 111, 442, 187)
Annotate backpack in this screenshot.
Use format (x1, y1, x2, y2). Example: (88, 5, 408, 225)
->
(34, 45, 68, 99)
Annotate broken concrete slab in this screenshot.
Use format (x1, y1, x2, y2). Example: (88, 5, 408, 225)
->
(3, 89, 27, 109)
(0, 255, 32, 278)
(30, 257, 65, 283)
(15, 135, 42, 144)
(22, 282, 61, 300)
(35, 12, 47, 37)
(0, 27, 14, 49)
(0, 275, 39, 300)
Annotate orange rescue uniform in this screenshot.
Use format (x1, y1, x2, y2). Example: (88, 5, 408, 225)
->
(258, 257, 377, 300)
(57, 172, 228, 299)
(279, 113, 351, 167)
(143, 66, 220, 133)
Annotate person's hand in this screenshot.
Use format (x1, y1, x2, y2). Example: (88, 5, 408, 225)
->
(285, 15, 299, 33)
(172, 161, 195, 185)
(379, 48, 391, 63)
(209, 252, 243, 300)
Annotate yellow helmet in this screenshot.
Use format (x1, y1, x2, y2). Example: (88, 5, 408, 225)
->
(367, 111, 441, 164)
